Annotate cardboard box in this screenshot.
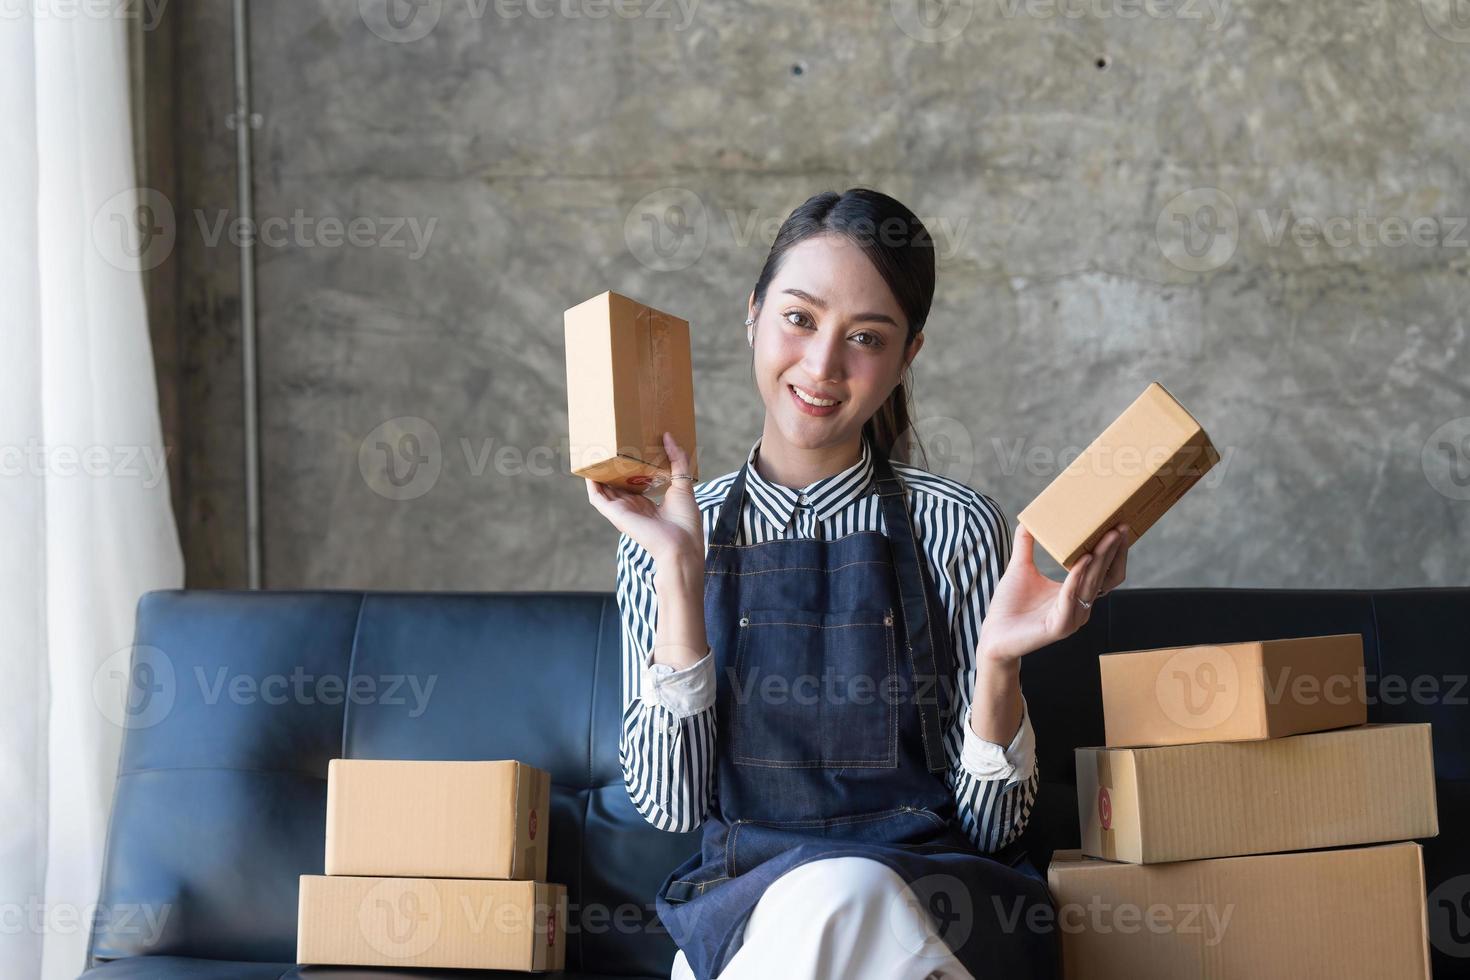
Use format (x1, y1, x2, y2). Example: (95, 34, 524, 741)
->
(326, 759, 550, 880)
(1077, 723, 1437, 864)
(1018, 382, 1219, 569)
(565, 290, 697, 494)
(1047, 843, 1430, 979)
(297, 874, 566, 972)
(1100, 633, 1367, 747)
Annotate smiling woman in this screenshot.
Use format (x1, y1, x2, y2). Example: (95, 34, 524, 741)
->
(586, 188, 1128, 979)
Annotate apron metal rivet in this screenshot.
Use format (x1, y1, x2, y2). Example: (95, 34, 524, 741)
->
(883, 613, 893, 625)
(739, 616, 749, 627)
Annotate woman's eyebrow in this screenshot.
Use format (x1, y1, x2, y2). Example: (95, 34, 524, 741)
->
(780, 288, 901, 329)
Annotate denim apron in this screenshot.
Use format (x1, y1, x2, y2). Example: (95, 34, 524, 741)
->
(653, 447, 1059, 979)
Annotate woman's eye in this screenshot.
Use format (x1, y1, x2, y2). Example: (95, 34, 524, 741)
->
(784, 312, 882, 349)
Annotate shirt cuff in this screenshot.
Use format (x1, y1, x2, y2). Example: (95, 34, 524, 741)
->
(642, 647, 715, 719)
(959, 695, 1036, 789)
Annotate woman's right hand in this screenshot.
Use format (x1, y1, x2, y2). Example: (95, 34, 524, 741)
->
(585, 431, 704, 569)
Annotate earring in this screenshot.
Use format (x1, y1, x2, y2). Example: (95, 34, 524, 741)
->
(745, 317, 754, 346)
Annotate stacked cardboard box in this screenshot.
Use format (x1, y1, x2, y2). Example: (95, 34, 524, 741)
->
(1049, 634, 1438, 978)
(297, 759, 567, 972)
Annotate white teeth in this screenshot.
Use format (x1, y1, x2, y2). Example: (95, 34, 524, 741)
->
(791, 385, 838, 407)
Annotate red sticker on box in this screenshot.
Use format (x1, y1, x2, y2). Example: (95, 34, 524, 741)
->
(529, 808, 538, 840)
(547, 906, 556, 947)
(1098, 787, 1112, 830)
(627, 475, 653, 487)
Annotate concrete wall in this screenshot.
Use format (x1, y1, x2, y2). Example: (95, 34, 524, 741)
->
(154, 0, 1470, 590)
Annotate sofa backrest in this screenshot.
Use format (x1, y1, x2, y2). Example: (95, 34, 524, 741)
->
(88, 588, 1468, 976)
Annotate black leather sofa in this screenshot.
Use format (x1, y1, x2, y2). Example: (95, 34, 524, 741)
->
(81, 587, 1468, 979)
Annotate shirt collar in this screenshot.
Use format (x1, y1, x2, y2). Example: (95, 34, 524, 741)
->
(741, 432, 877, 529)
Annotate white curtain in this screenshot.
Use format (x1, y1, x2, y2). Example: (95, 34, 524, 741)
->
(1, 8, 184, 979)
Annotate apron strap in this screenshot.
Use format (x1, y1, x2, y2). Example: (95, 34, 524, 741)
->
(709, 458, 750, 551)
(872, 451, 958, 774)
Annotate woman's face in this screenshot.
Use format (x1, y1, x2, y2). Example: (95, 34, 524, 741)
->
(748, 233, 923, 452)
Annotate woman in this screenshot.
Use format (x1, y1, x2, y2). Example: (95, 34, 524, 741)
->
(586, 188, 1130, 979)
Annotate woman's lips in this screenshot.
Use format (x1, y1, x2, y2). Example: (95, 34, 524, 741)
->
(788, 383, 841, 417)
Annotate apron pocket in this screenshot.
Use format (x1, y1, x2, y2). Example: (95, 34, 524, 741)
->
(729, 606, 898, 769)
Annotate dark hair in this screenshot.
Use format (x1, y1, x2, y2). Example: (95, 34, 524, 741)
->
(748, 188, 935, 467)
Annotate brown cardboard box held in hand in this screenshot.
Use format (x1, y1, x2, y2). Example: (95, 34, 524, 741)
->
(565, 290, 697, 494)
(1018, 382, 1218, 570)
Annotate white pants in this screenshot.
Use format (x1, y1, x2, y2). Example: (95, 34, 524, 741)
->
(669, 856, 975, 980)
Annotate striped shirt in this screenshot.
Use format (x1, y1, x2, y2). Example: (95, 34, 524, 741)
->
(614, 431, 1038, 854)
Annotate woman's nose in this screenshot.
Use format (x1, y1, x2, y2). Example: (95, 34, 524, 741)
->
(800, 331, 845, 385)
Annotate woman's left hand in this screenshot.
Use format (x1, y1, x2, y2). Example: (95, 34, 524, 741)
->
(978, 522, 1131, 665)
